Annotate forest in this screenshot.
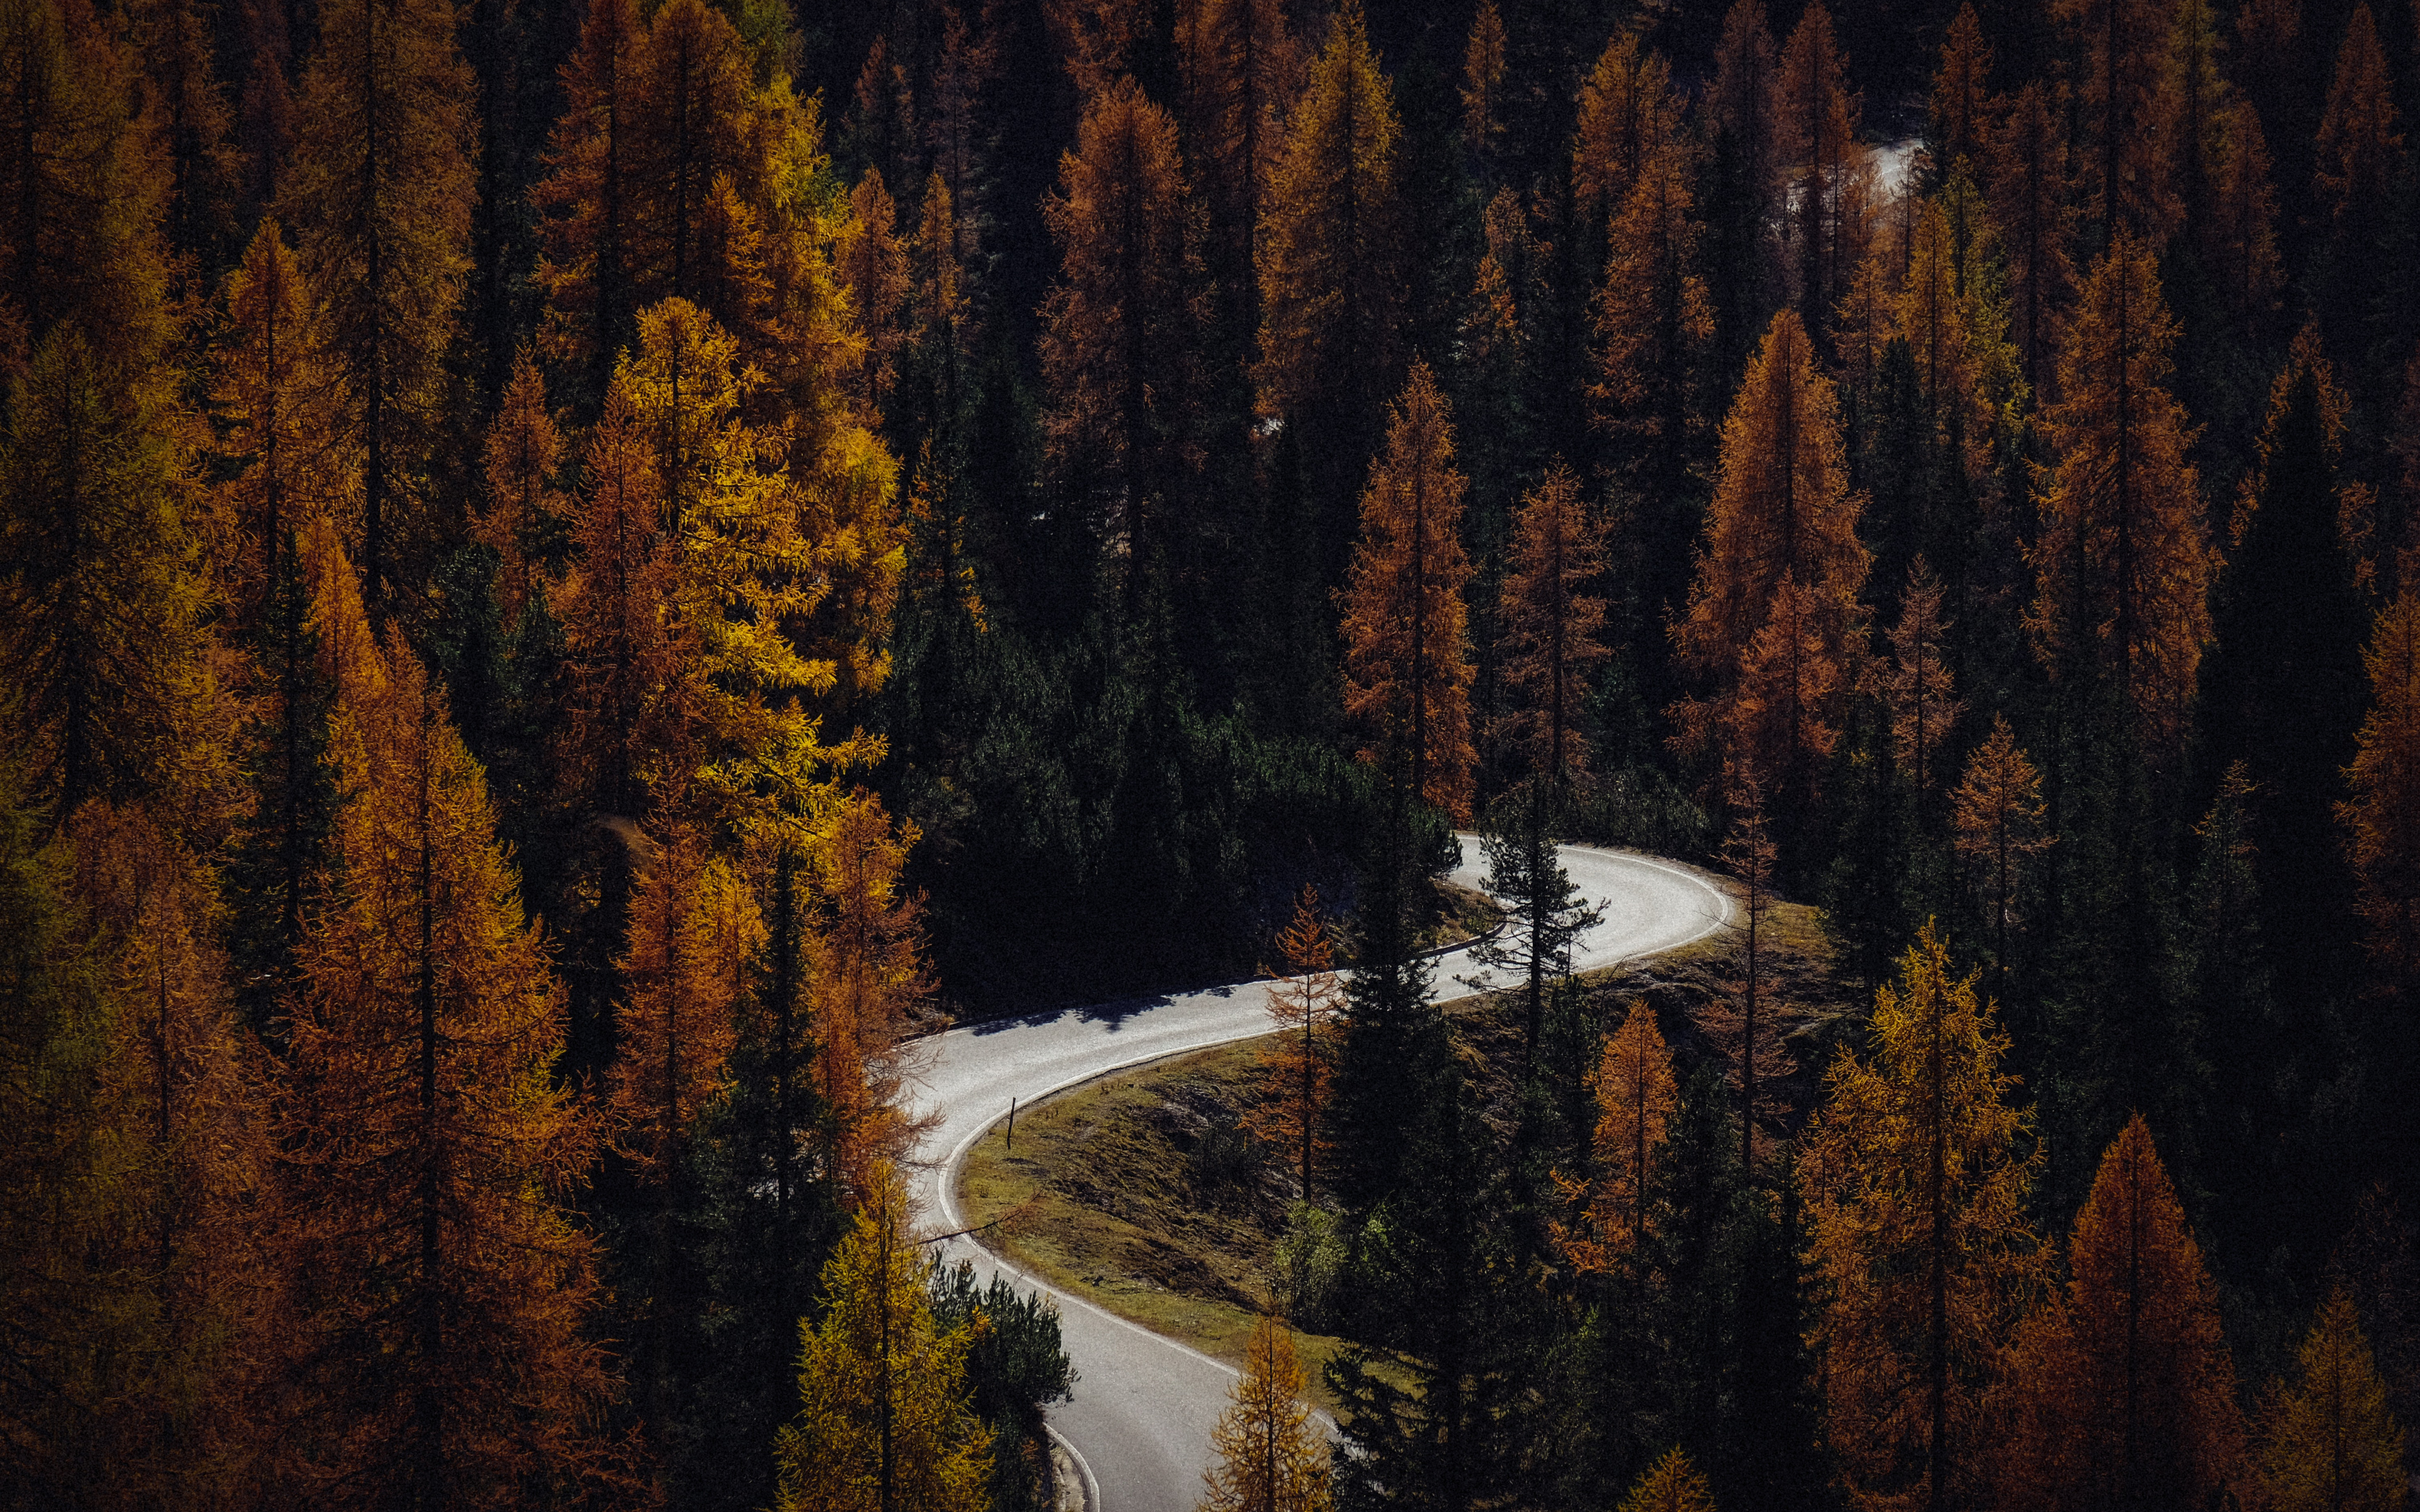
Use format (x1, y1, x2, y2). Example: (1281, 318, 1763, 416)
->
(5, 0, 2420, 1504)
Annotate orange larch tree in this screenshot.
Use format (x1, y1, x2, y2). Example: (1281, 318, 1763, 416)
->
(1245, 885, 1344, 1198)
(2028, 230, 2213, 753)
(1460, 1, 1507, 176)
(1884, 558, 1965, 802)
(2260, 1285, 2409, 1512)
(1802, 923, 2046, 1512)
(1555, 999, 1678, 1276)
(529, 0, 644, 389)
(1990, 1116, 2249, 1511)
(1672, 309, 1870, 798)
(1177, 0, 1300, 333)
(1703, 779, 1793, 1170)
(476, 351, 565, 628)
(1589, 138, 1714, 493)
(1497, 464, 1610, 788)
(1038, 76, 1198, 596)
(836, 167, 912, 414)
(280, 525, 616, 1508)
(1950, 714, 2053, 991)
(2315, 5, 2401, 234)
(1571, 32, 1683, 241)
(280, 0, 474, 601)
(2055, 0, 2181, 246)
(809, 789, 935, 1203)
(1339, 360, 1477, 820)
(2342, 587, 2420, 982)
(2201, 98, 2283, 323)
(1927, 5, 1994, 177)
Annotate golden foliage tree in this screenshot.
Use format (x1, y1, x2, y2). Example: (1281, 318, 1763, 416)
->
(838, 168, 912, 413)
(1556, 1000, 1678, 1275)
(1989, 1116, 2248, 1511)
(1247, 885, 1343, 1198)
(2028, 230, 2213, 752)
(1460, 1, 1507, 173)
(2055, 0, 2181, 244)
(2315, 6, 2401, 232)
(2342, 587, 2420, 980)
(1884, 559, 1965, 799)
(1950, 714, 2052, 986)
(810, 790, 934, 1203)
(1200, 1312, 1332, 1512)
(1339, 360, 1477, 820)
(1254, 1, 1402, 435)
(281, 0, 474, 599)
(1927, 5, 1994, 176)
(2203, 98, 2283, 321)
(775, 1160, 992, 1512)
(1497, 464, 1610, 784)
(1778, 5, 1862, 335)
(2261, 1285, 2409, 1512)
(1572, 32, 1683, 239)
(0, 326, 221, 822)
(1178, 0, 1299, 327)
(280, 524, 614, 1506)
(1802, 923, 2046, 1512)
(1039, 76, 1197, 590)
(1672, 309, 1869, 794)
(1590, 140, 1714, 479)
(476, 350, 564, 627)
(1617, 1448, 1719, 1512)
(530, 0, 643, 384)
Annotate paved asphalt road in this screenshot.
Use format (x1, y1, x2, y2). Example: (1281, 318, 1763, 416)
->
(904, 840, 1732, 1512)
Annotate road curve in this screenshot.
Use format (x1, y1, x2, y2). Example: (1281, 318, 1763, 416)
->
(904, 842, 1731, 1512)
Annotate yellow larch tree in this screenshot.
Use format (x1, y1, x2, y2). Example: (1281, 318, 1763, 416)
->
(775, 1160, 991, 1512)
(280, 521, 616, 1508)
(2342, 587, 2420, 981)
(476, 350, 565, 627)
(1989, 1116, 2249, 1511)
(837, 167, 912, 413)
(1618, 1448, 1719, 1512)
(1590, 139, 1714, 484)
(1199, 1312, 1332, 1512)
(2261, 1285, 2409, 1512)
(1986, 81, 2078, 403)
(1247, 885, 1344, 1198)
(1572, 31, 1683, 239)
(1884, 559, 1964, 800)
(1927, 5, 1993, 176)
(2028, 229, 2213, 753)
(2203, 97, 2283, 321)
(1950, 714, 2052, 988)
(1339, 360, 1477, 820)
(1178, 0, 1301, 329)
(1254, 1, 1403, 440)
(1801, 923, 2046, 1512)
(1460, 1, 1507, 171)
(2055, 0, 2181, 244)
(1555, 1000, 1678, 1276)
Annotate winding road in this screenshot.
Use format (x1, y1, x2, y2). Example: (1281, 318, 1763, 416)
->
(905, 842, 1732, 1512)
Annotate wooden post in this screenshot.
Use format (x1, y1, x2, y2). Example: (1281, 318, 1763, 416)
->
(1007, 1096, 1017, 1152)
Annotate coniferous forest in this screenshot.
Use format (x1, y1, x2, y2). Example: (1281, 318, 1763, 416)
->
(8, 0, 2420, 1505)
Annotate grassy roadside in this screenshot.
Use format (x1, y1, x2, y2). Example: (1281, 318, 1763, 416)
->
(950, 864, 1857, 1416)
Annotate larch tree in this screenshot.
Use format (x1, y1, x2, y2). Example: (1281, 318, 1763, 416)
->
(838, 167, 912, 415)
(1893, 200, 1987, 467)
(1927, 5, 1993, 177)
(1885, 559, 1964, 802)
(2054, 0, 2181, 246)
(1254, 2, 1403, 469)
(67, 800, 292, 1504)
(475, 352, 565, 629)
(1178, 0, 1299, 333)
(809, 789, 934, 1204)
(1339, 360, 1477, 820)
(1990, 1116, 2248, 1511)
(2342, 587, 2420, 982)
(1246, 885, 1343, 1200)
(280, 523, 615, 1507)
(1038, 75, 1197, 597)
(531, 0, 643, 391)
(2261, 1285, 2409, 1512)
(1201, 1312, 1332, 1512)
(1706, 784, 1792, 1171)
(1571, 32, 1683, 241)
(1986, 81, 2078, 404)
(2028, 230, 2213, 753)
(619, 0, 759, 319)
(1589, 139, 1714, 494)
(0, 0, 178, 378)
(1671, 309, 1870, 798)
(1778, 4, 1862, 343)
(280, 0, 474, 602)
(1460, 1, 1506, 177)
(1801, 923, 2047, 1512)
(2314, 6, 2400, 235)
(124, 0, 234, 284)
(774, 1160, 992, 1512)
(1950, 713, 2052, 992)
(0, 326, 221, 823)
(1497, 464, 1610, 787)
(1555, 999, 1678, 1276)
(1617, 1448, 1719, 1512)
(2202, 98, 2283, 322)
